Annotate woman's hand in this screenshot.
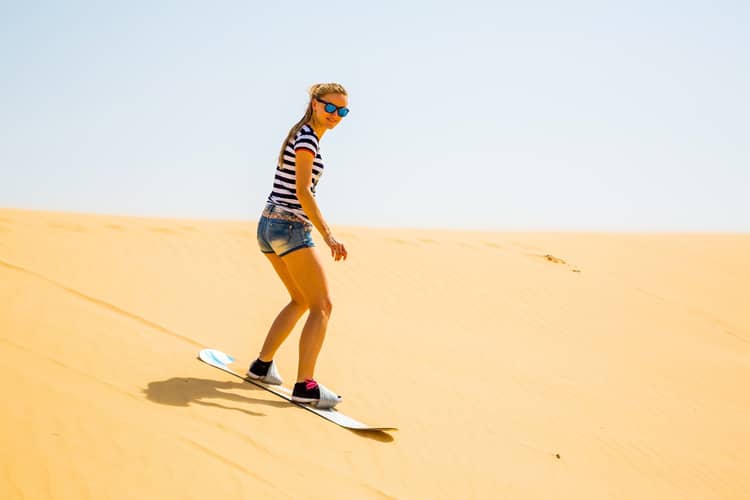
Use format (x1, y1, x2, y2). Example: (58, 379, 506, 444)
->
(324, 233, 348, 261)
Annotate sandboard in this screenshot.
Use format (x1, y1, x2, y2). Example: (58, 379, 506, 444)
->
(198, 348, 396, 431)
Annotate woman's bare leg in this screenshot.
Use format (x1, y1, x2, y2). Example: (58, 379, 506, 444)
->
(257, 253, 309, 361)
(280, 247, 332, 382)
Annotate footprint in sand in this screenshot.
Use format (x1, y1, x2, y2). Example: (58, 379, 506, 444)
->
(105, 224, 126, 231)
(543, 254, 566, 264)
(534, 253, 582, 273)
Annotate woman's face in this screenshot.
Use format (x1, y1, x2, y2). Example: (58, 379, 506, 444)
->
(312, 93, 349, 130)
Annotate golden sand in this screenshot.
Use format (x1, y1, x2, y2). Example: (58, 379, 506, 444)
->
(1, 207, 748, 499)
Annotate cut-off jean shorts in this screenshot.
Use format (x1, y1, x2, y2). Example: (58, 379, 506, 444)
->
(257, 204, 315, 257)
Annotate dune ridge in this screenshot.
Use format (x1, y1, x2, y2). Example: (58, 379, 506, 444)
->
(1, 207, 749, 499)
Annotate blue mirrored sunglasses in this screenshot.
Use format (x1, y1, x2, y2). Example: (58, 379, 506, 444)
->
(316, 98, 350, 117)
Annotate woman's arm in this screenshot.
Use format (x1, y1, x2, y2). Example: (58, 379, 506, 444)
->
(295, 149, 347, 260)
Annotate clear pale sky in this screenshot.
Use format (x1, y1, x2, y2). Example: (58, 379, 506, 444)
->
(2, 1, 748, 231)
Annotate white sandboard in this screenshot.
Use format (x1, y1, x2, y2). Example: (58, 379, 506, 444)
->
(198, 349, 396, 431)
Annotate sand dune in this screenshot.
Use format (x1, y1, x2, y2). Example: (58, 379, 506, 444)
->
(1, 207, 749, 499)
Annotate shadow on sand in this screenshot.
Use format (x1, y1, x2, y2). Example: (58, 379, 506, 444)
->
(144, 376, 287, 417)
(144, 376, 394, 442)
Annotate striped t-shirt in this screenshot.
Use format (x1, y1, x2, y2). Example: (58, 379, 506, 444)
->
(266, 124, 323, 223)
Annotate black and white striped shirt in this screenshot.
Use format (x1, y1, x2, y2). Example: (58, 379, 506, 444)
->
(266, 124, 324, 223)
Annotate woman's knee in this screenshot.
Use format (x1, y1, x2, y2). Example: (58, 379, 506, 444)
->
(310, 298, 332, 318)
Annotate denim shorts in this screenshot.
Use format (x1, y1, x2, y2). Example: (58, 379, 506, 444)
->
(257, 204, 315, 257)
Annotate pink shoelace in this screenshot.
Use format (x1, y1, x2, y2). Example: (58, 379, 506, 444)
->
(305, 379, 319, 391)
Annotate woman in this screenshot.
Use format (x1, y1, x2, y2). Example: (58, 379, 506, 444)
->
(248, 83, 349, 409)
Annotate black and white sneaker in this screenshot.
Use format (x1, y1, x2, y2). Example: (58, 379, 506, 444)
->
(291, 379, 343, 409)
(246, 358, 283, 385)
